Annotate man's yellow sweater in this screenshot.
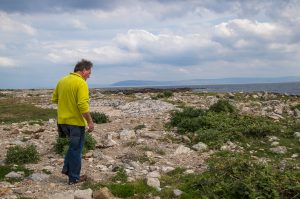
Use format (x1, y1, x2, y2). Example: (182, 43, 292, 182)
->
(52, 72, 89, 126)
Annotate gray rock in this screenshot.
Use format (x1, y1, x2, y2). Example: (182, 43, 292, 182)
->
(141, 132, 161, 139)
(294, 132, 300, 138)
(161, 166, 175, 173)
(74, 189, 92, 199)
(267, 136, 280, 142)
(46, 190, 74, 199)
(291, 154, 298, 158)
(192, 142, 208, 152)
(220, 141, 243, 152)
(270, 146, 287, 154)
(93, 187, 114, 199)
(119, 129, 136, 140)
(146, 177, 160, 189)
(147, 171, 161, 178)
(5, 171, 24, 179)
(173, 189, 183, 197)
(29, 173, 49, 181)
(174, 145, 192, 155)
(294, 109, 300, 118)
(271, 141, 280, 146)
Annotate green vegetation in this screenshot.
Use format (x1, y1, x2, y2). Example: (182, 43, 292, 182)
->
(0, 98, 56, 123)
(134, 124, 146, 132)
(111, 167, 128, 183)
(159, 153, 300, 199)
(0, 165, 32, 183)
(209, 99, 235, 113)
(91, 111, 109, 124)
(54, 133, 97, 155)
(81, 179, 156, 198)
(152, 90, 174, 99)
(6, 145, 40, 164)
(162, 100, 300, 198)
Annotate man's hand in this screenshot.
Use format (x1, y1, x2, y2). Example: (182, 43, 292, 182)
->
(82, 112, 94, 132)
(87, 122, 94, 132)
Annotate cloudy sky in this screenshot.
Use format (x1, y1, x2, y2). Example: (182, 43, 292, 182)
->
(0, 0, 299, 88)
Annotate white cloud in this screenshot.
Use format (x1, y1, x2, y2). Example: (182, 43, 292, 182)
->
(214, 19, 286, 41)
(0, 57, 16, 68)
(71, 19, 87, 30)
(0, 12, 37, 35)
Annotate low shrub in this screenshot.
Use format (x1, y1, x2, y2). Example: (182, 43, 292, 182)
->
(154, 90, 174, 99)
(6, 145, 40, 164)
(0, 99, 57, 123)
(134, 124, 146, 132)
(112, 167, 128, 183)
(169, 107, 204, 127)
(160, 152, 300, 199)
(108, 180, 156, 198)
(0, 165, 32, 182)
(54, 133, 97, 155)
(209, 99, 235, 113)
(91, 112, 109, 124)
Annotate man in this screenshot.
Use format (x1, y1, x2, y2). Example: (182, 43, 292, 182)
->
(52, 59, 94, 185)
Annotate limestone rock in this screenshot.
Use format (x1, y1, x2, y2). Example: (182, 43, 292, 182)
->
(173, 189, 183, 197)
(270, 146, 287, 154)
(146, 177, 160, 189)
(5, 171, 24, 179)
(119, 129, 136, 140)
(93, 187, 114, 199)
(74, 189, 92, 199)
(47, 191, 74, 199)
(174, 145, 192, 155)
(192, 142, 208, 152)
(29, 173, 49, 182)
(294, 132, 300, 138)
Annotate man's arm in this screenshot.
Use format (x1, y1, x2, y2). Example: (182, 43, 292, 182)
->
(82, 112, 94, 132)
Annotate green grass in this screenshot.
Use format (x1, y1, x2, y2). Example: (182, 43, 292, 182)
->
(0, 98, 56, 123)
(158, 152, 300, 199)
(91, 112, 109, 124)
(164, 102, 300, 198)
(111, 167, 128, 183)
(54, 133, 97, 155)
(134, 124, 146, 132)
(6, 145, 40, 164)
(0, 165, 33, 183)
(82, 180, 156, 198)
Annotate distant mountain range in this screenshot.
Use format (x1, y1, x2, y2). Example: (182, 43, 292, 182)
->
(109, 76, 300, 87)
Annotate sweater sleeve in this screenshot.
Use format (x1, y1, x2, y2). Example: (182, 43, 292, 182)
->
(77, 82, 90, 114)
(52, 85, 58, 104)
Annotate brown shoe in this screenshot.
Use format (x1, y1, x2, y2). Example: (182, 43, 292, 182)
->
(68, 175, 87, 185)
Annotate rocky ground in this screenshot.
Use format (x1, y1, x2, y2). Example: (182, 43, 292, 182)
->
(0, 89, 299, 199)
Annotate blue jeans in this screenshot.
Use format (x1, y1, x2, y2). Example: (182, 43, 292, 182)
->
(58, 124, 85, 182)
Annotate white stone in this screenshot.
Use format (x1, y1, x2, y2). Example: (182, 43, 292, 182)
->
(173, 189, 183, 197)
(161, 166, 175, 173)
(29, 173, 49, 181)
(119, 129, 136, 140)
(267, 136, 280, 142)
(291, 154, 298, 158)
(147, 177, 160, 189)
(294, 132, 300, 138)
(174, 145, 192, 155)
(46, 190, 74, 199)
(147, 171, 161, 178)
(192, 142, 208, 152)
(74, 189, 93, 199)
(270, 146, 287, 154)
(5, 171, 24, 179)
(271, 141, 280, 146)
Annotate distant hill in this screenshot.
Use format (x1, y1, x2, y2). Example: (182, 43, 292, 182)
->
(110, 76, 300, 87)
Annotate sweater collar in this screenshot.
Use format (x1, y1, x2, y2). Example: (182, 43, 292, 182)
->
(70, 72, 85, 80)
